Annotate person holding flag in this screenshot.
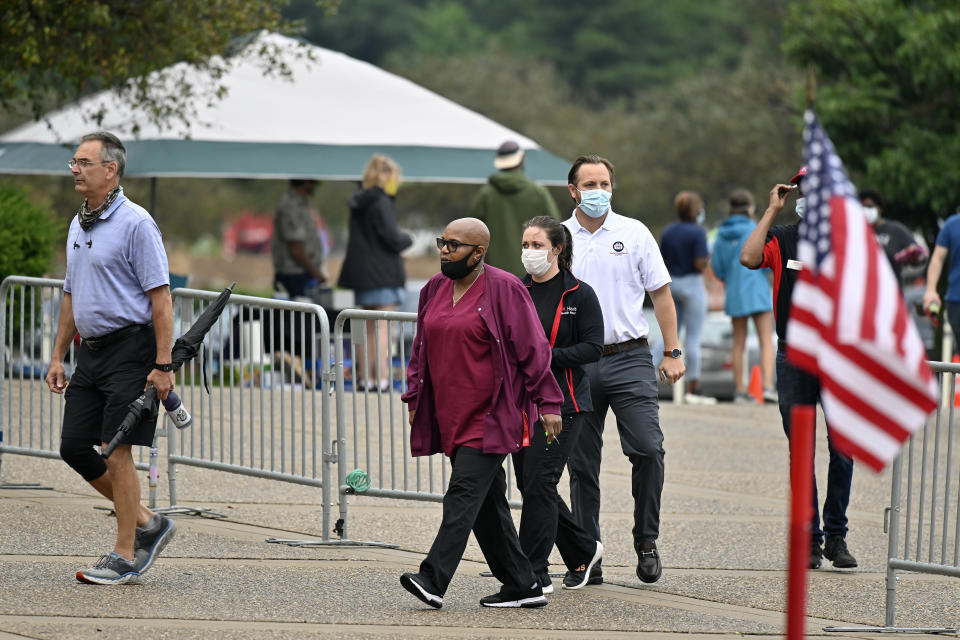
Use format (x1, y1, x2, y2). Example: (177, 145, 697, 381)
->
(740, 110, 938, 573)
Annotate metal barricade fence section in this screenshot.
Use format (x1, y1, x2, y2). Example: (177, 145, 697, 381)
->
(891, 362, 960, 571)
(332, 310, 520, 542)
(167, 291, 333, 509)
(0, 277, 154, 482)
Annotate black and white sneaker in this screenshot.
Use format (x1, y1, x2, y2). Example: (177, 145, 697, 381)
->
(539, 575, 554, 595)
(134, 513, 177, 575)
(400, 572, 443, 609)
(480, 581, 547, 608)
(562, 541, 604, 590)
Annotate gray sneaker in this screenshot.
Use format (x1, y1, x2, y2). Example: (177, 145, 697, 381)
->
(76, 553, 141, 585)
(134, 514, 177, 574)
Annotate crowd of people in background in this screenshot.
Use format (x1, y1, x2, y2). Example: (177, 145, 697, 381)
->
(48, 130, 944, 607)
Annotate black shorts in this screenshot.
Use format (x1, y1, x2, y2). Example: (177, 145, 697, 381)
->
(62, 325, 159, 446)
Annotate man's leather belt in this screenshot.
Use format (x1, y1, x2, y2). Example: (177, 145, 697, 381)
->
(83, 323, 151, 351)
(602, 337, 648, 357)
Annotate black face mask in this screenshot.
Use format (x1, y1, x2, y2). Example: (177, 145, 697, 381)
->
(441, 250, 478, 280)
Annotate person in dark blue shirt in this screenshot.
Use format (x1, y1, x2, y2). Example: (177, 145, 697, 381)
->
(656, 191, 710, 400)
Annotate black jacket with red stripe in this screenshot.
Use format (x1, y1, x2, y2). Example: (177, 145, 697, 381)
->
(522, 269, 604, 414)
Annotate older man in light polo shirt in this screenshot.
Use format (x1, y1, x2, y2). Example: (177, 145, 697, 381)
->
(561, 154, 685, 586)
(46, 131, 177, 585)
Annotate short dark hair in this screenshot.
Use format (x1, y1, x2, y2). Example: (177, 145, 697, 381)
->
(290, 179, 315, 189)
(859, 188, 884, 209)
(674, 191, 703, 222)
(567, 154, 616, 188)
(80, 131, 126, 177)
(522, 216, 573, 271)
(728, 188, 755, 215)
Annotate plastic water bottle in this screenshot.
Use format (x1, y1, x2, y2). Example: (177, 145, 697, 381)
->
(161, 390, 193, 429)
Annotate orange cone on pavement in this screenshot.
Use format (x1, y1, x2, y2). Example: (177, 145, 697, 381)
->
(748, 364, 764, 405)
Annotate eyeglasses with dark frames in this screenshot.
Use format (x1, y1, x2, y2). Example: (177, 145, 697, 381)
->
(435, 237, 478, 252)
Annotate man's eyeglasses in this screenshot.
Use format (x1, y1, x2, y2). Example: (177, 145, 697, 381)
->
(67, 159, 111, 170)
(436, 237, 478, 252)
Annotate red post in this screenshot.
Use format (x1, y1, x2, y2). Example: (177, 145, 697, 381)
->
(787, 405, 815, 640)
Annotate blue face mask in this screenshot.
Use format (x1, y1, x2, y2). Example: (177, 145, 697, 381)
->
(577, 188, 612, 218)
(795, 196, 806, 218)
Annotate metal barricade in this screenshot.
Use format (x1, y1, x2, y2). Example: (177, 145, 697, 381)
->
(331, 309, 521, 544)
(873, 361, 960, 634)
(0, 276, 153, 492)
(167, 289, 334, 538)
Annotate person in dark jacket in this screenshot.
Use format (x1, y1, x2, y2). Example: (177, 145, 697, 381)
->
(400, 217, 562, 610)
(338, 154, 413, 391)
(470, 140, 560, 277)
(516, 216, 605, 594)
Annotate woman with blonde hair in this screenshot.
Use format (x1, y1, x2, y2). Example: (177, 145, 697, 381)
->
(339, 154, 413, 391)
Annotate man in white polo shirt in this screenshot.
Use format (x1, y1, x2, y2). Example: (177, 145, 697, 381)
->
(562, 154, 685, 585)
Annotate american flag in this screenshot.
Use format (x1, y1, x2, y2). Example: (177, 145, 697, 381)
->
(785, 109, 937, 471)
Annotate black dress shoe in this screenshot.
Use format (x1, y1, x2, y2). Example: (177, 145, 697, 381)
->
(636, 542, 662, 583)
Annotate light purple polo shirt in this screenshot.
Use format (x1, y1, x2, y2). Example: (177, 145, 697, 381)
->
(63, 189, 169, 338)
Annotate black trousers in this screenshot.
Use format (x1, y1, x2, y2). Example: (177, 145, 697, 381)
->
(513, 413, 596, 581)
(419, 446, 535, 595)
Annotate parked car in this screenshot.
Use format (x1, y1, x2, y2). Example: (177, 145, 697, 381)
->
(644, 307, 771, 401)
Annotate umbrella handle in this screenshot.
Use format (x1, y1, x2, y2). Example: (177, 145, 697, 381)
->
(102, 386, 158, 459)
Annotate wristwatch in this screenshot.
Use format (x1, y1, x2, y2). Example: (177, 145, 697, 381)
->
(153, 362, 175, 372)
(664, 348, 682, 358)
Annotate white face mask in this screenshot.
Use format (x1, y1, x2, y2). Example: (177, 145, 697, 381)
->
(862, 206, 879, 224)
(521, 248, 553, 277)
(795, 196, 806, 218)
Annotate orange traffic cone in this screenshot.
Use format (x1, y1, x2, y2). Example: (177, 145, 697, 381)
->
(748, 364, 764, 405)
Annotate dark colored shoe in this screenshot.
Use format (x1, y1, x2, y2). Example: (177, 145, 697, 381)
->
(810, 538, 823, 569)
(562, 540, 604, 590)
(134, 513, 177, 574)
(636, 542, 662, 583)
(400, 572, 443, 609)
(480, 581, 547, 608)
(76, 553, 141, 585)
(823, 535, 858, 568)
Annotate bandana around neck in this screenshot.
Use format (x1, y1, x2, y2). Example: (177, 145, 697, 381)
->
(78, 186, 122, 231)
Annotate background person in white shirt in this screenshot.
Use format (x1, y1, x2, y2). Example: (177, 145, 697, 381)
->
(561, 154, 685, 585)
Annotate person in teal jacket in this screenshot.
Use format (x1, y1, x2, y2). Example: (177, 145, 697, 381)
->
(711, 189, 776, 403)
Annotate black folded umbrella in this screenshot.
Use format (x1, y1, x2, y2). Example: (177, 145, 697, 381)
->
(102, 284, 235, 458)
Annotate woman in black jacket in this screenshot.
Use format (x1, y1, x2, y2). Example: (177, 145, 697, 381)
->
(515, 215, 605, 594)
(338, 154, 413, 391)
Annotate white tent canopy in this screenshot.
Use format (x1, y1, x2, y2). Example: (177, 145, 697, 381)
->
(0, 32, 568, 184)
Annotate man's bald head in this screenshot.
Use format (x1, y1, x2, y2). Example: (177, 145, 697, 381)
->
(444, 218, 490, 249)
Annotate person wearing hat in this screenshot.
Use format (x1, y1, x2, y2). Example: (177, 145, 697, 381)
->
(739, 168, 859, 571)
(470, 140, 560, 278)
(711, 188, 776, 403)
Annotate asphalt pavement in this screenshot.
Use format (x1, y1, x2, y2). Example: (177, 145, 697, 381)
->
(1, 401, 957, 639)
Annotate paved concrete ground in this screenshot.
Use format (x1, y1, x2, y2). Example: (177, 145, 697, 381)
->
(1, 401, 958, 639)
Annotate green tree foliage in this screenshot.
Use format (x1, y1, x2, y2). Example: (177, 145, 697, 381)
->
(288, 0, 784, 98)
(0, 1, 317, 134)
(393, 49, 804, 229)
(0, 182, 57, 282)
(783, 0, 960, 231)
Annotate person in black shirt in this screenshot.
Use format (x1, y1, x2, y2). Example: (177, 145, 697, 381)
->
(515, 216, 605, 593)
(740, 169, 858, 572)
(859, 189, 927, 287)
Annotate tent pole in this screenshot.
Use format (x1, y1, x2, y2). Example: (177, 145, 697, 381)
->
(150, 177, 158, 218)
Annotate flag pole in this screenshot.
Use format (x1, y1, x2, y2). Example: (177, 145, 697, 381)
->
(787, 404, 815, 639)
